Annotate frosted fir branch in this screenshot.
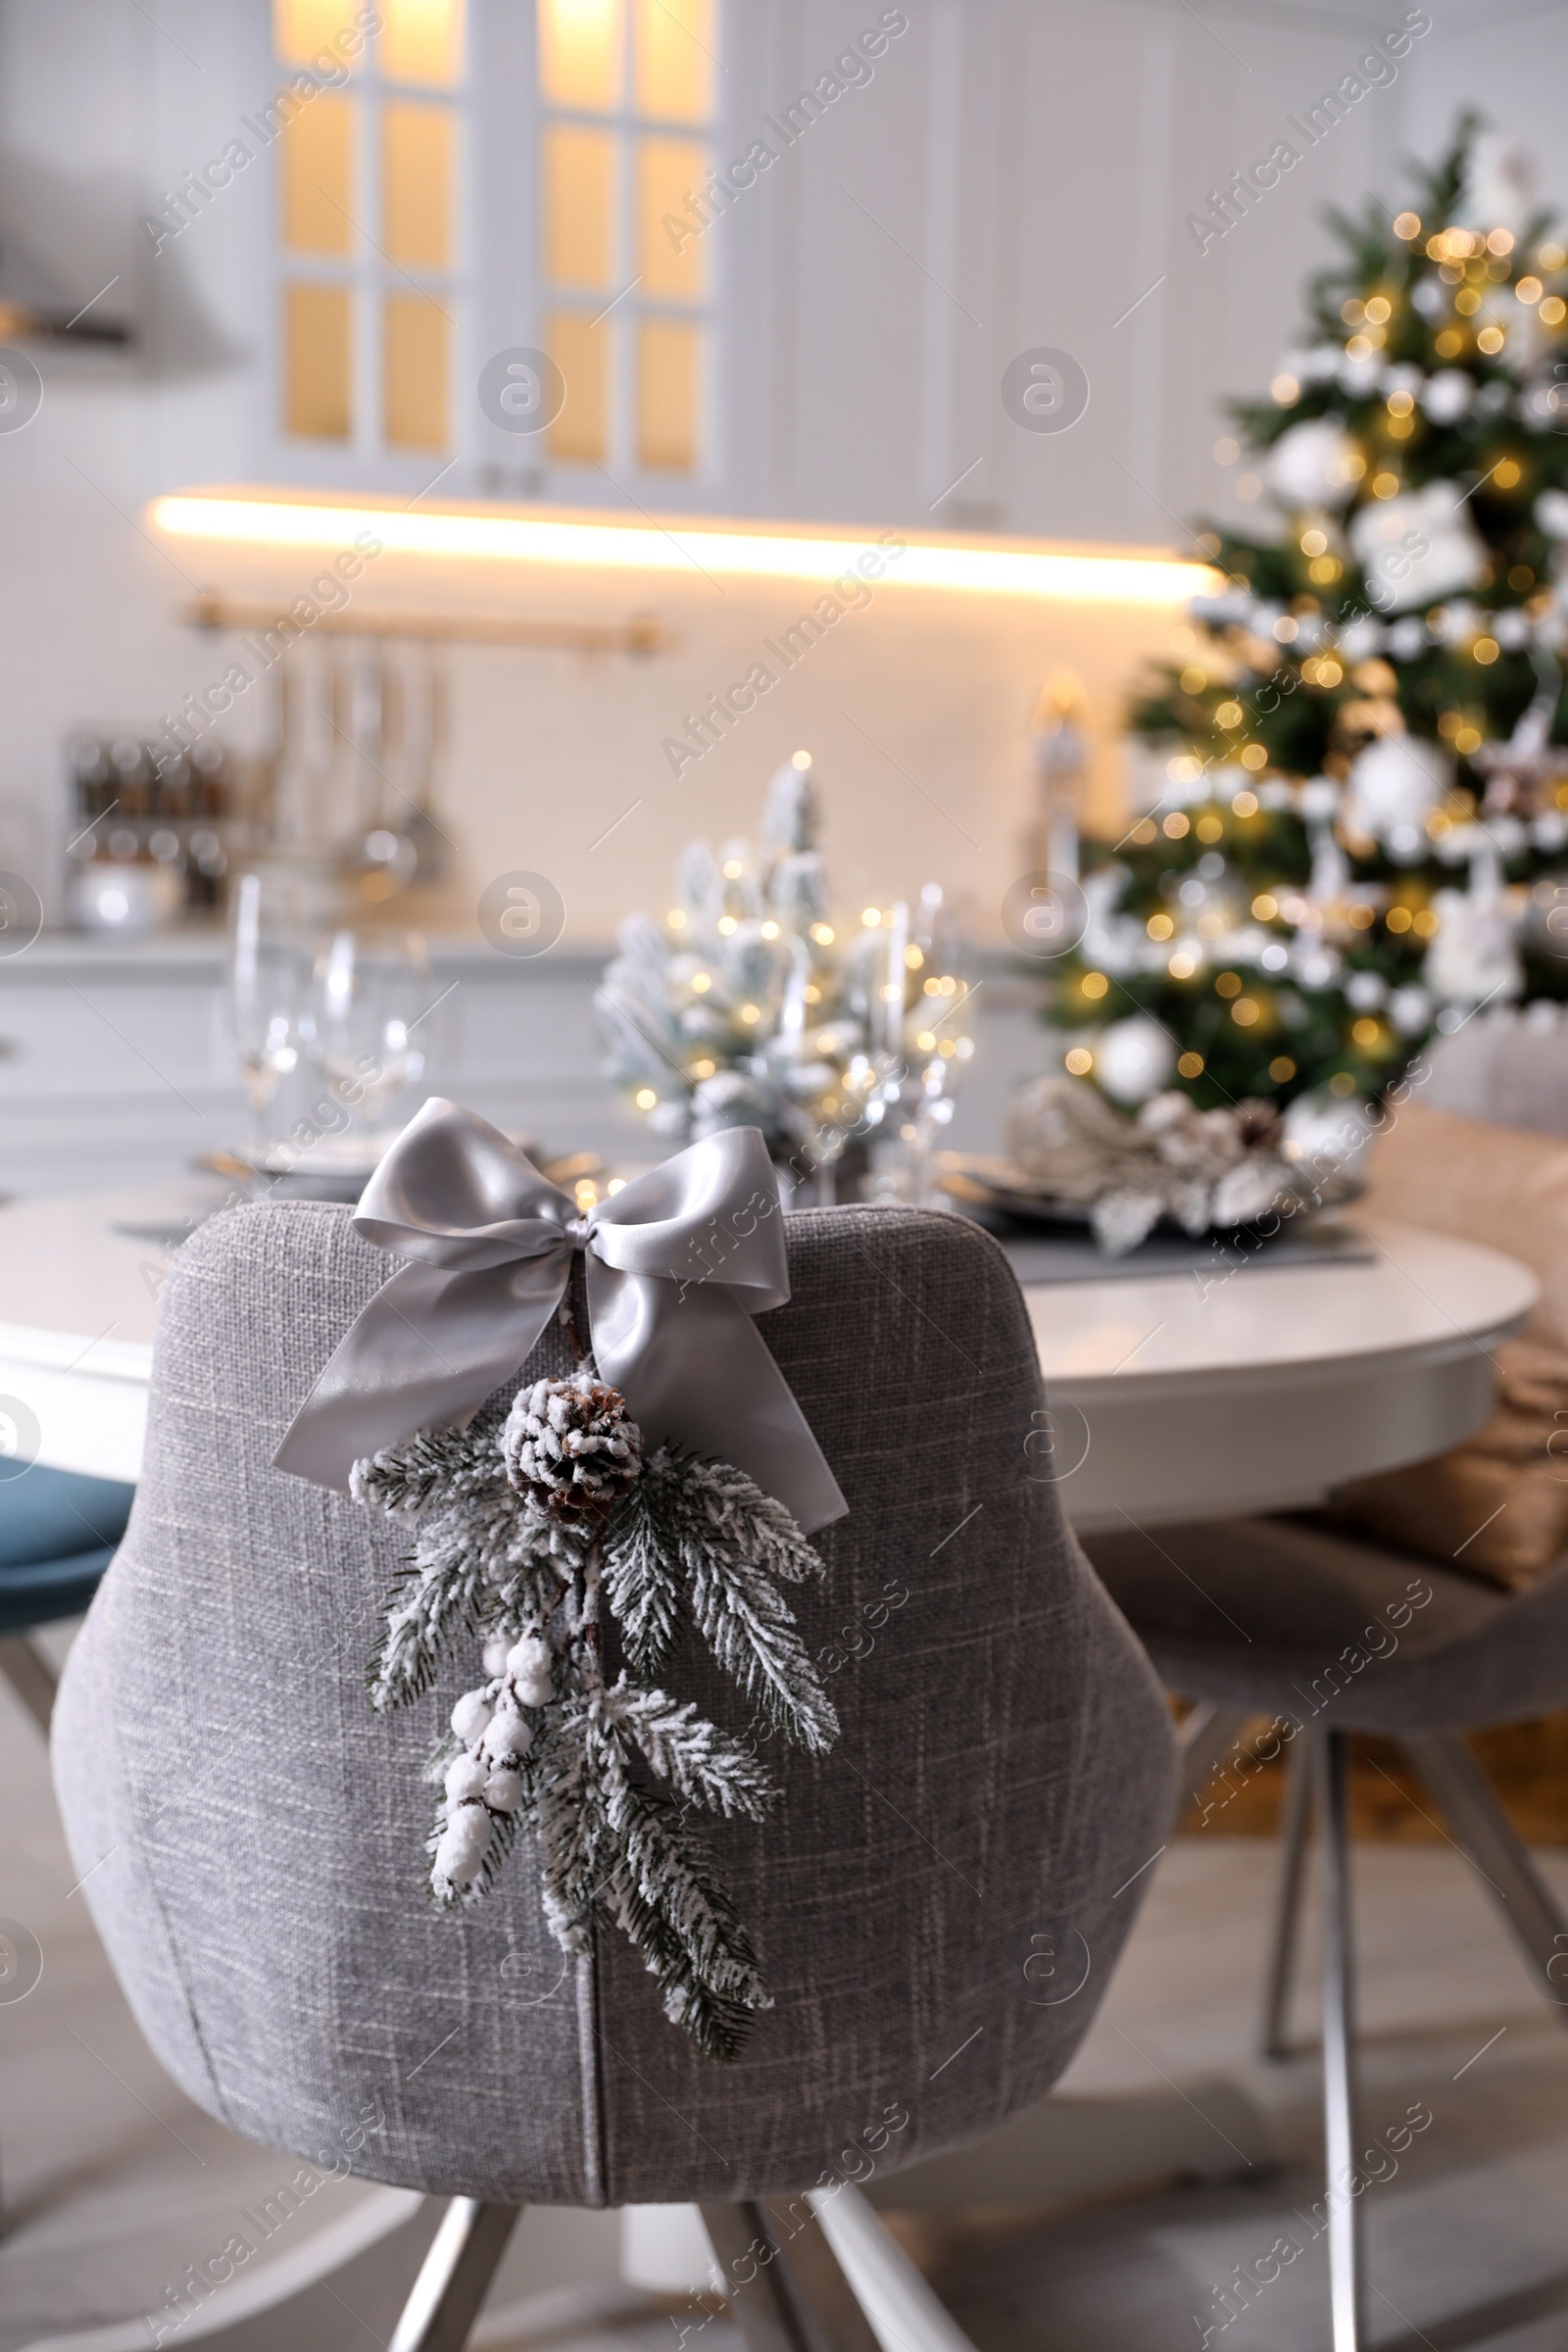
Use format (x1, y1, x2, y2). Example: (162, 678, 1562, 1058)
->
(595, 1719, 771, 2062)
(638, 1448, 825, 1586)
(601, 1680, 774, 1821)
(685, 1546, 839, 1754)
(602, 1493, 683, 1674)
(351, 1422, 497, 1518)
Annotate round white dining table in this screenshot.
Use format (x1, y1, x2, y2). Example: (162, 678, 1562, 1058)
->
(0, 1186, 1540, 1523)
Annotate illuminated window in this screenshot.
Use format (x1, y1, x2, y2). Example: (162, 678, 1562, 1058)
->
(537, 0, 715, 477)
(274, 1, 464, 457)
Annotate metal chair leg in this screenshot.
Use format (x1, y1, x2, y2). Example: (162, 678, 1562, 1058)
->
(1315, 1728, 1365, 2352)
(1261, 1735, 1313, 2059)
(1400, 1731, 1568, 2020)
(702, 2203, 813, 2352)
(0, 1633, 56, 1735)
(389, 2198, 520, 2352)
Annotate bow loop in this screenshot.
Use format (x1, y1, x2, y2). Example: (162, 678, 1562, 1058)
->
(273, 1099, 846, 1533)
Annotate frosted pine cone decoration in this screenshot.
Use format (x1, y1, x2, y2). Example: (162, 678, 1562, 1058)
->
(503, 1372, 643, 1521)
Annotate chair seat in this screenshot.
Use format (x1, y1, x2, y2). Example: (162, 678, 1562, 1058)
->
(1083, 1513, 1568, 1734)
(0, 1466, 132, 1635)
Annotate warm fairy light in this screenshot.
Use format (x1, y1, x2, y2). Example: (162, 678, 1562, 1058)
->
(716, 914, 737, 934)
(1542, 297, 1567, 326)
(1177, 1051, 1204, 1078)
(1168, 952, 1198, 979)
(1252, 894, 1278, 920)
(1364, 296, 1392, 324)
(574, 1178, 600, 1209)
(810, 923, 834, 945)
(760, 919, 780, 940)
(607, 1176, 626, 1195)
(692, 1057, 715, 1078)
(1081, 971, 1109, 998)
(1518, 277, 1544, 305)
(721, 858, 743, 878)
(1269, 1055, 1297, 1082)
(861, 907, 882, 926)
(1488, 228, 1515, 256)
(1241, 743, 1268, 770)
(1162, 810, 1191, 837)
(1196, 814, 1224, 843)
(667, 907, 686, 927)
(916, 1029, 937, 1052)
(1147, 913, 1175, 941)
(1477, 326, 1505, 355)
(1386, 905, 1413, 933)
(905, 944, 924, 967)
(739, 1004, 760, 1023)
(1351, 1017, 1382, 1046)
(790, 749, 811, 768)
(1064, 1048, 1094, 1076)
(1394, 212, 1420, 239)
(1215, 971, 1243, 999)
(634, 1087, 658, 1108)
(1232, 790, 1259, 816)
(1492, 461, 1521, 490)
(1231, 999, 1260, 1026)
(1271, 373, 1299, 404)
(690, 971, 711, 992)
(1300, 528, 1328, 557)
(148, 493, 1218, 604)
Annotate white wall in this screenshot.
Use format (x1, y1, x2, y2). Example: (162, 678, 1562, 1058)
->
(0, 0, 1544, 950)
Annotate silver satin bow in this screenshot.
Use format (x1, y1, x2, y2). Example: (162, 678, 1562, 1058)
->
(273, 1098, 848, 1534)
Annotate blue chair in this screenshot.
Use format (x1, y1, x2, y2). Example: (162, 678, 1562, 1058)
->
(0, 1464, 133, 1731)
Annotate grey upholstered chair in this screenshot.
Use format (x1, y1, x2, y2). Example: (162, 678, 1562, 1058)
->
(1083, 1099, 1568, 2352)
(53, 1197, 1176, 2351)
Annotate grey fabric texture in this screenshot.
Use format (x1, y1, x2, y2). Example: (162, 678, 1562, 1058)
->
(1084, 1514, 1568, 1733)
(53, 1199, 1175, 2208)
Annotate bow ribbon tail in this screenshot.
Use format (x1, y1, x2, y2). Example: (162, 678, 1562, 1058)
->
(585, 1258, 849, 1535)
(273, 1255, 570, 1492)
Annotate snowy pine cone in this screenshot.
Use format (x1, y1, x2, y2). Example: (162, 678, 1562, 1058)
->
(503, 1373, 643, 1520)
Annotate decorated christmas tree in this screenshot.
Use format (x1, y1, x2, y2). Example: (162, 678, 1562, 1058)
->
(1050, 117, 1568, 1123)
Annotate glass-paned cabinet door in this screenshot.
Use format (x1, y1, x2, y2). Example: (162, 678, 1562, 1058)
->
(535, 0, 716, 481)
(274, 0, 466, 461)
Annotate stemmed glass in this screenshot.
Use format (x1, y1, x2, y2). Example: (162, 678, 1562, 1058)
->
(227, 871, 306, 1160)
(303, 928, 435, 1139)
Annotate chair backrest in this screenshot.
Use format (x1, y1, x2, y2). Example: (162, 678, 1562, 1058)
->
(53, 1199, 1174, 2208)
(1360, 1097, 1568, 1348)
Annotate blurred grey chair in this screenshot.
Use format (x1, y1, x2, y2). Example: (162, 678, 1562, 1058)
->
(52, 1198, 1176, 2352)
(1085, 1507, 1568, 2352)
(1085, 1096, 1568, 2352)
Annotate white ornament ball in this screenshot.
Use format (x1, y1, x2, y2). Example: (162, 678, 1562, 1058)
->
(434, 1804, 493, 1889)
(444, 1753, 489, 1804)
(482, 1635, 512, 1677)
(1348, 482, 1486, 614)
(1264, 417, 1357, 509)
(1420, 369, 1474, 426)
(482, 1710, 534, 1765)
(1092, 1016, 1177, 1106)
(451, 1690, 493, 1746)
(1343, 737, 1451, 840)
(484, 1770, 525, 1812)
(1282, 1091, 1377, 1183)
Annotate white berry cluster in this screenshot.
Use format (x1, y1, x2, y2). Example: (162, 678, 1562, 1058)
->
(432, 1628, 557, 1894)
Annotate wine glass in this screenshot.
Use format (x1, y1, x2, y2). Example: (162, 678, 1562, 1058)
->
(304, 928, 434, 1139)
(890, 892, 978, 1204)
(227, 871, 306, 1160)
